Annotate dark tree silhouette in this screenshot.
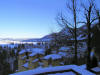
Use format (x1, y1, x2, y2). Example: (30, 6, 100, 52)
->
(56, 0, 79, 64)
(81, 0, 99, 70)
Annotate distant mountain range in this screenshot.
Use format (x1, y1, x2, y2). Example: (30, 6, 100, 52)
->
(22, 25, 87, 42)
(0, 25, 88, 43)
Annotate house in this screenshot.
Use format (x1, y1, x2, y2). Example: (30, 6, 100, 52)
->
(28, 48, 45, 69)
(18, 48, 45, 72)
(29, 59, 39, 69)
(18, 49, 31, 72)
(43, 54, 62, 67)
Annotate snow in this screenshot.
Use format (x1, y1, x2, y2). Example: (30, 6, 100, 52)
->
(44, 54, 62, 60)
(10, 65, 96, 75)
(19, 50, 26, 55)
(10, 65, 76, 75)
(59, 46, 70, 51)
(22, 63, 28, 68)
(32, 59, 39, 63)
(91, 67, 100, 72)
(11, 65, 96, 75)
(19, 48, 44, 55)
(29, 48, 44, 57)
(72, 66, 95, 75)
(14, 49, 17, 54)
(31, 48, 44, 54)
(58, 52, 67, 56)
(29, 52, 37, 57)
(19, 49, 31, 55)
(41, 38, 52, 42)
(48, 72, 76, 75)
(90, 51, 94, 59)
(79, 64, 86, 69)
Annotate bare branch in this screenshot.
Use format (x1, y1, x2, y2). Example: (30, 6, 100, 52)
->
(77, 21, 86, 25)
(81, 3, 89, 12)
(90, 17, 98, 24)
(66, 2, 73, 11)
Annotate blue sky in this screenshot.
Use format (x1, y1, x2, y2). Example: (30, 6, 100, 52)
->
(0, 0, 66, 38)
(0, 0, 99, 39)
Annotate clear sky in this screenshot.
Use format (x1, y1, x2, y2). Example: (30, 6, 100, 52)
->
(0, 0, 99, 39)
(0, 0, 67, 39)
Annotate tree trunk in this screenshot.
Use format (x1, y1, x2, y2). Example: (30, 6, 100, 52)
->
(87, 22, 92, 70)
(73, 0, 77, 65)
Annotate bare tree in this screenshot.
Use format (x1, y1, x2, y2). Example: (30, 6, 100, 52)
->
(81, 0, 99, 70)
(91, 9, 100, 60)
(56, 0, 78, 64)
(72, 0, 78, 65)
(96, 10, 100, 29)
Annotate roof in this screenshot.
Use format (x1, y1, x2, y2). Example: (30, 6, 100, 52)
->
(59, 46, 70, 51)
(19, 48, 45, 55)
(22, 63, 28, 68)
(29, 48, 44, 57)
(44, 54, 62, 60)
(32, 59, 39, 63)
(19, 49, 31, 55)
(58, 52, 67, 56)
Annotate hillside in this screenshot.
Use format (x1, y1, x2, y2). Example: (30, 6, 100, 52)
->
(21, 25, 87, 43)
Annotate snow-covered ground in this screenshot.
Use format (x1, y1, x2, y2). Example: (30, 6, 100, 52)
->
(48, 72, 76, 75)
(10, 64, 96, 75)
(91, 67, 100, 72)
